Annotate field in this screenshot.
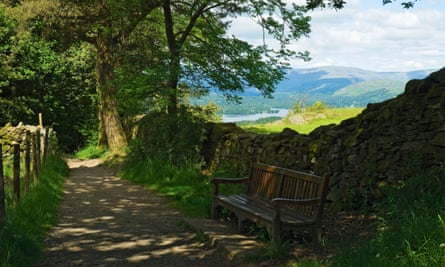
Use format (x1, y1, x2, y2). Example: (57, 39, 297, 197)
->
(239, 107, 364, 134)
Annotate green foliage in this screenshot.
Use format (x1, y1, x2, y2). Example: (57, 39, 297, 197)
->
(136, 0, 312, 114)
(265, 240, 292, 260)
(383, 0, 419, 9)
(0, 155, 68, 267)
(0, 6, 97, 151)
(293, 101, 303, 113)
(127, 106, 213, 167)
(306, 101, 328, 112)
(120, 157, 213, 217)
(332, 171, 445, 267)
(74, 144, 108, 160)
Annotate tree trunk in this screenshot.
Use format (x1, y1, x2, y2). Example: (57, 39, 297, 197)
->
(96, 29, 128, 152)
(163, 0, 179, 116)
(97, 95, 107, 148)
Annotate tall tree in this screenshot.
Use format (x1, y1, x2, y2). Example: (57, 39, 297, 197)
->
(156, 0, 311, 116)
(12, 0, 162, 152)
(58, 0, 164, 152)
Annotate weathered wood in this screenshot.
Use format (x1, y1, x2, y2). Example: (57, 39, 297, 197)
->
(24, 130, 31, 194)
(13, 143, 20, 205)
(0, 144, 6, 227)
(212, 162, 329, 244)
(42, 126, 49, 161)
(32, 130, 40, 182)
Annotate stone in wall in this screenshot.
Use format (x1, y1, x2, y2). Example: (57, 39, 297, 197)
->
(203, 67, 445, 208)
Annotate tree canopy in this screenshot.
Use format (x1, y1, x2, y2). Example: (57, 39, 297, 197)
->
(0, 0, 422, 153)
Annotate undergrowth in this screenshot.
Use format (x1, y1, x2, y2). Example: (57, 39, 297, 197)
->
(0, 155, 68, 267)
(120, 152, 445, 266)
(332, 170, 445, 267)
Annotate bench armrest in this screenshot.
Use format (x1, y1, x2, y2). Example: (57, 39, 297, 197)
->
(271, 197, 321, 207)
(211, 177, 248, 195)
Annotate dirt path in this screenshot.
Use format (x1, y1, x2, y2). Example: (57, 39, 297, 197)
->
(36, 159, 235, 267)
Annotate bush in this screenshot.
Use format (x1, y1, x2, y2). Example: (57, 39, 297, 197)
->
(128, 106, 209, 167)
(307, 101, 328, 112)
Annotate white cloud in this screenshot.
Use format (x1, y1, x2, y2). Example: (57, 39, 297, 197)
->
(229, 0, 445, 72)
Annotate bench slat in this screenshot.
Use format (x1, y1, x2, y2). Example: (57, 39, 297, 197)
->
(212, 162, 329, 244)
(215, 195, 316, 226)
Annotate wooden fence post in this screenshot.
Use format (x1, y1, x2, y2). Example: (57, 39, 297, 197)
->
(13, 143, 20, 205)
(39, 113, 43, 128)
(24, 130, 31, 194)
(0, 144, 6, 227)
(32, 131, 39, 182)
(43, 126, 49, 161)
(36, 128, 41, 171)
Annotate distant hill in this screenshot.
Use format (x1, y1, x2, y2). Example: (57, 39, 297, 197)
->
(276, 66, 431, 94)
(196, 66, 437, 114)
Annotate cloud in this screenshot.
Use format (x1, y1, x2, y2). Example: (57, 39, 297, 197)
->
(228, 0, 445, 72)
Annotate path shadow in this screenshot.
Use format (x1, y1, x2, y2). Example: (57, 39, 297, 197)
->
(37, 161, 231, 267)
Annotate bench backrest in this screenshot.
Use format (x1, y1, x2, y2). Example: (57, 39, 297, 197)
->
(247, 162, 329, 220)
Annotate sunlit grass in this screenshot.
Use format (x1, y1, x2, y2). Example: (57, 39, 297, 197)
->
(241, 107, 363, 134)
(0, 155, 68, 267)
(74, 144, 108, 159)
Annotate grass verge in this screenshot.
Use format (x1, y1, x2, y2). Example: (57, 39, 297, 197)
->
(74, 144, 108, 159)
(120, 154, 445, 266)
(120, 158, 214, 217)
(120, 158, 244, 218)
(0, 155, 68, 267)
(331, 172, 445, 267)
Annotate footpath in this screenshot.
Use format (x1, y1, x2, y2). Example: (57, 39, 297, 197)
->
(36, 159, 266, 267)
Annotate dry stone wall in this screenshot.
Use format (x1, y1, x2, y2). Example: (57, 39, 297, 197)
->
(202, 67, 445, 206)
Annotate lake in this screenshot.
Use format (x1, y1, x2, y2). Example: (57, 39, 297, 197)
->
(222, 108, 289, 123)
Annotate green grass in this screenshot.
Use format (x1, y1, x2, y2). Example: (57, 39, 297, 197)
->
(119, 163, 444, 266)
(0, 155, 68, 267)
(241, 107, 363, 134)
(74, 144, 108, 159)
(330, 173, 445, 267)
(120, 158, 244, 218)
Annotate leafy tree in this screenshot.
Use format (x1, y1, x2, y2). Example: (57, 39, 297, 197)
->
(307, 101, 327, 112)
(10, 0, 164, 152)
(305, 0, 420, 9)
(153, 1, 312, 117)
(0, 4, 96, 151)
(382, 0, 419, 8)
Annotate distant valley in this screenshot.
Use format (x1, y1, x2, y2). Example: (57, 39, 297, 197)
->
(195, 66, 437, 115)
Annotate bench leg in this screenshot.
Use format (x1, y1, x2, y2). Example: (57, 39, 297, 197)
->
(211, 202, 218, 219)
(237, 215, 246, 232)
(312, 225, 321, 244)
(272, 210, 281, 244)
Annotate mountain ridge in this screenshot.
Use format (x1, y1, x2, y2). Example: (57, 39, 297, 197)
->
(197, 66, 438, 115)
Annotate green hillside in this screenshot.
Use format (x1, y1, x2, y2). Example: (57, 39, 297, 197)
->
(240, 107, 364, 134)
(334, 79, 405, 97)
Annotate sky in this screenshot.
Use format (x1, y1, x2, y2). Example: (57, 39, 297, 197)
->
(229, 0, 445, 72)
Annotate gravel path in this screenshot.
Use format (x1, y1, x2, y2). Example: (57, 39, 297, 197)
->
(36, 159, 235, 267)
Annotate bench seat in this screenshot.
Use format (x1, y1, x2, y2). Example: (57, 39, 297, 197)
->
(212, 162, 329, 243)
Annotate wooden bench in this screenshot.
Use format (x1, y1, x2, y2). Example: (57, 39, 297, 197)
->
(211, 162, 330, 243)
